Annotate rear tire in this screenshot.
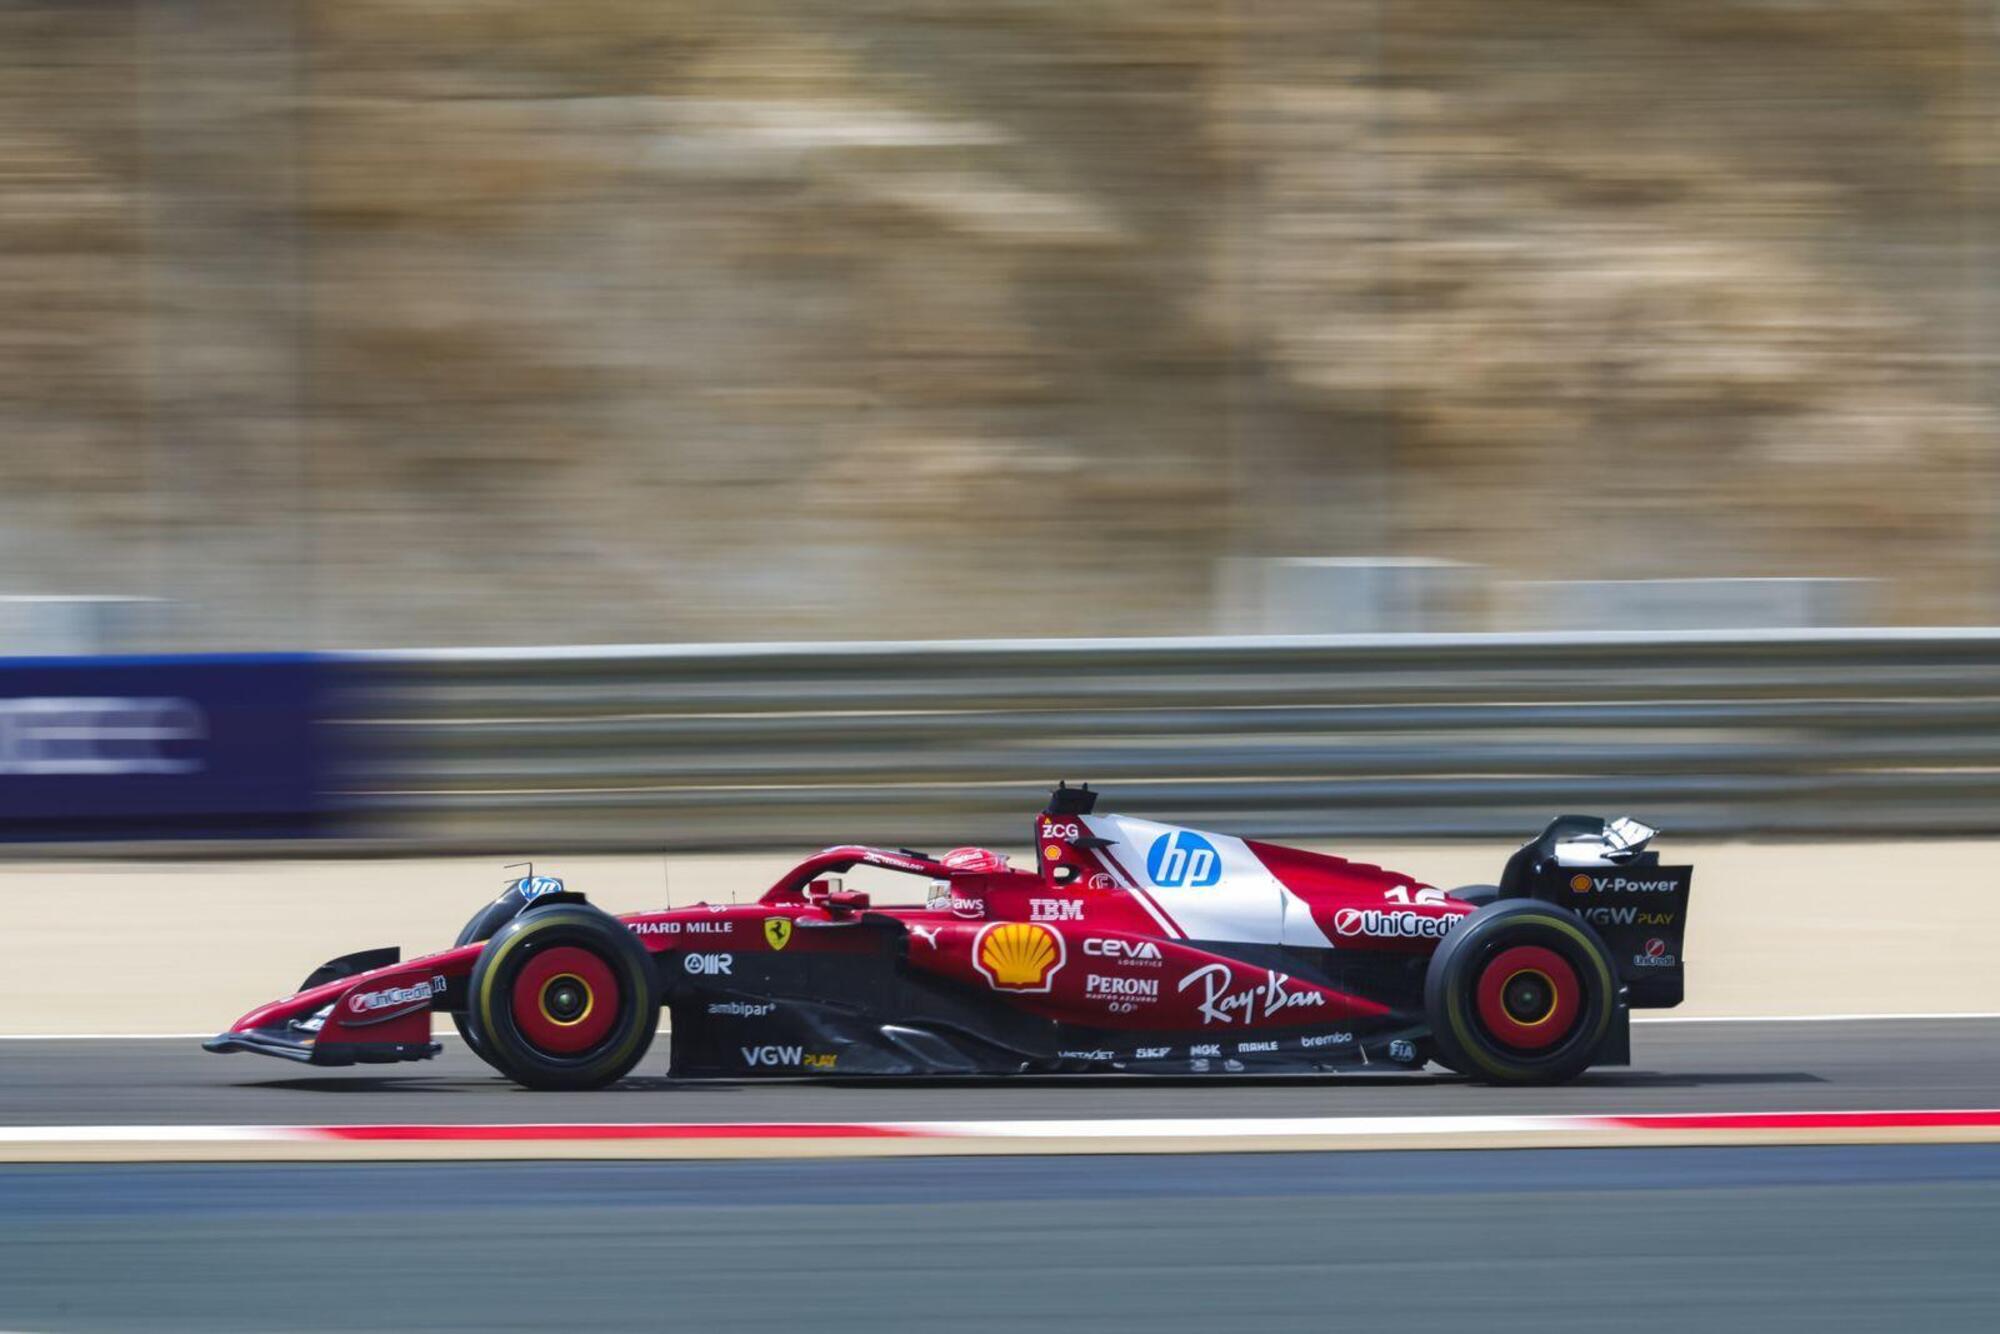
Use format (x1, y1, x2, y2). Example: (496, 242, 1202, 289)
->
(1424, 899, 1617, 1084)
(464, 905, 658, 1090)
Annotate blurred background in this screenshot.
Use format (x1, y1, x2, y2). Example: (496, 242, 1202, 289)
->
(5, 0, 1996, 652)
(5, 0, 2000, 852)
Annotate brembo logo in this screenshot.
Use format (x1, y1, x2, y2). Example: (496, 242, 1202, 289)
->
(1332, 908, 1454, 940)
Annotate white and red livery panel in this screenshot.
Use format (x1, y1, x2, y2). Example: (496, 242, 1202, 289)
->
(1036, 811, 1469, 952)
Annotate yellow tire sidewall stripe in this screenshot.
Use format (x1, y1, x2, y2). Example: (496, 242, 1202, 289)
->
(1445, 913, 1614, 1079)
(475, 913, 650, 1069)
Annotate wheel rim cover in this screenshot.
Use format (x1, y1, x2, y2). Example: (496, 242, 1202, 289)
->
(1474, 944, 1580, 1051)
(511, 945, 619, 1054)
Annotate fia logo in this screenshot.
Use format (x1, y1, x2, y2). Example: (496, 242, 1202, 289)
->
(1146, 831, 1221, 889)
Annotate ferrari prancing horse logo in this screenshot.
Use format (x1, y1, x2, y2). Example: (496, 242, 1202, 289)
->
(765, 918, 794, 951)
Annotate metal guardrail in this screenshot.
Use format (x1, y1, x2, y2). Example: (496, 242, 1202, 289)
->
(329, 629, 2000, 850)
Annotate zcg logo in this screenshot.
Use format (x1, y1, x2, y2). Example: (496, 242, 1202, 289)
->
(1146, 831, 1221, 889)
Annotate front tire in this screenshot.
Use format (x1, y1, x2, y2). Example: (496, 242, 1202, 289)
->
(1424, 899, 1618, 1084)
(449, 895, 535, 1063)
(464, 905, 658, 1090)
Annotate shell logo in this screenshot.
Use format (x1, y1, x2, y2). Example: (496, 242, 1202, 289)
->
(974, 921, 1066, 993)
(1569, 874, 1593, 893)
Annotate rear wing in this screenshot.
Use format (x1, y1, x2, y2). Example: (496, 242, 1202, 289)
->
(1502, 814, 1690, 1009)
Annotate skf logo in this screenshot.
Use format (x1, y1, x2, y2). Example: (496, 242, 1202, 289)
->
(1570, 874, 1593, 893)
(764, 918, 793, 951)
(974, 921, 1066, 993)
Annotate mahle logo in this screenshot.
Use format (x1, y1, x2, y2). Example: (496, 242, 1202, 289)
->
(1147, 831, 1221, 888)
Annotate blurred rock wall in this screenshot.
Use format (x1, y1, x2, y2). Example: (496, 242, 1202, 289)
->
(2, 0, 1996, 646)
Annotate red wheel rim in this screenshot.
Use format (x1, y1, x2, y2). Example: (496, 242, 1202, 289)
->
(511, 946, 619, 1054)
(1474, 945, 1580, 1051)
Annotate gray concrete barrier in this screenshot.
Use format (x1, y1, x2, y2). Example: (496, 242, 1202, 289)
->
(324, 628, 2000, 850)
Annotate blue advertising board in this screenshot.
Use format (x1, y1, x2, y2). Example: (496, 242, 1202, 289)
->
(0, 655, 329, 840)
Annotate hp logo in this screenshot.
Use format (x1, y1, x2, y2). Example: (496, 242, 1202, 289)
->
(1146, 831, 1221, 888)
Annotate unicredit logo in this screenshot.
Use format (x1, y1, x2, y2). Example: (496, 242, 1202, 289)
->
(1332, 908, 1454, 940)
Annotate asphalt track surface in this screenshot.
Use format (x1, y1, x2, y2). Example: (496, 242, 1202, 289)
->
(4, 1017, 2000, 1125)
(3, 1146, 1998, 1331)
(7, 1022, 2000, 1331)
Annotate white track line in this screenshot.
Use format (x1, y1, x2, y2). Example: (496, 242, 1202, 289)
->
(890, 1115, 1577, 1139)
(6, 1108, 2000, 1152)
(8, 1012, 2000, 1041)
(1634, 1012, 2000, 1024)
(0, 1033, 213, 1041)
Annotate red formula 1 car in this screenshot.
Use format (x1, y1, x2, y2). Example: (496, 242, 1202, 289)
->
(206, 785, 1693, 1087)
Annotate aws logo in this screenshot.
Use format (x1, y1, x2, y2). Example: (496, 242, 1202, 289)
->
(974, 921, 1066, 993)
(1147, 831, 1221, 889)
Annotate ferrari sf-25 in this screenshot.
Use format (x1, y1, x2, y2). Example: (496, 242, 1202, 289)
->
(206, 785, 1692, 1087)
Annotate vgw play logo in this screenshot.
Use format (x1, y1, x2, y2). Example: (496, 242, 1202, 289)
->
(1146, 830, 1222, 888)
